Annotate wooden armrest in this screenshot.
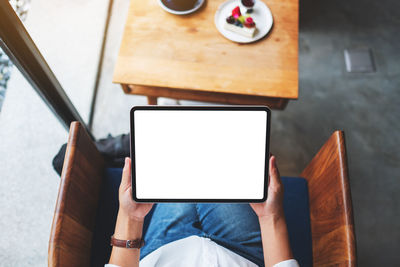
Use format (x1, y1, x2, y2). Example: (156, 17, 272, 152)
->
(301, 131, 357, 267)
(49, 122, 105, 266)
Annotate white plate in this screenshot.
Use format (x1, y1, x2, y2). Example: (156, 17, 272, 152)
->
(214, 0, 273, 43)
(158, 0, 205, 15)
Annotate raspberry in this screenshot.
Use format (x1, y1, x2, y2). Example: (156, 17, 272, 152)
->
(244, 17, 255, 28)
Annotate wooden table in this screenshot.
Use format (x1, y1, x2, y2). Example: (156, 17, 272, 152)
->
(113, 0, 298, 109)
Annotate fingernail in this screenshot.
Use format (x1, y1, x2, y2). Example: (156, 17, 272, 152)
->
(125, 157, 129, 165)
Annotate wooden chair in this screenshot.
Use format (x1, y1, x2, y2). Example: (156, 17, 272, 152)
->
(48, 122, 357, 266)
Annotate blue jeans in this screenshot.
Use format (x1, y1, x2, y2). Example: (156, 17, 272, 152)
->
(140, 204, 264, 267)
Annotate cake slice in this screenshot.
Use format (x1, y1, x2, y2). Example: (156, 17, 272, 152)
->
(224, 6, 256, 38)
(224, 21, 256, 38)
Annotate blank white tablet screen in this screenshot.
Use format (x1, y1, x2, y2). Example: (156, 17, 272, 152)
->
(133, 110, 268, 200)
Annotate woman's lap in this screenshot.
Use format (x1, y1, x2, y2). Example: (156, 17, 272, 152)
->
(140, 203, 264, 266)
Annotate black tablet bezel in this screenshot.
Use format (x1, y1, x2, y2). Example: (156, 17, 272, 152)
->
(130, 106, 271, 203)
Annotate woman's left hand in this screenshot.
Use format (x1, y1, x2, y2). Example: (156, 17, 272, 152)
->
(118, 157, 153, 222)
(110, 157, 150, 266)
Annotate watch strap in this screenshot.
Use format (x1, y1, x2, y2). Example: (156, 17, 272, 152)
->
(110, 235, 145, 249)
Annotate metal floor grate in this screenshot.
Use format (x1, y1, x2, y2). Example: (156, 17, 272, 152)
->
(344, 47, 376, 73)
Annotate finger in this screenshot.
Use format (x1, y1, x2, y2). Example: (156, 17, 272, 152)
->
(121, 157, 132, 189)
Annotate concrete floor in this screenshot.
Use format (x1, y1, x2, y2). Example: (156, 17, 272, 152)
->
(0, 0, 110, 266)
(295, 1, 400, 265)
(0, 0, 398, 265)
(0, 70, 65, 267)
(93, 0, 400, 266)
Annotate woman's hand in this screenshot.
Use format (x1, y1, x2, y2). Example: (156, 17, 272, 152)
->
(110, 157, 151, 266)
(250, 156, 284, 221)
(113, 157, 153, 241)
(118, 157, 153, 221)
(251, 156, 294, 267)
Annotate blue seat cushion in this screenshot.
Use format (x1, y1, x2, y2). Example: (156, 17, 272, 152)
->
(281, 177, 313, 267)
(90, 169, 312, 267)
(90, 168, 122, 267)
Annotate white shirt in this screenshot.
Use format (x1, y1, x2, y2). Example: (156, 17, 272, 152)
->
(106, 235, 299, 267)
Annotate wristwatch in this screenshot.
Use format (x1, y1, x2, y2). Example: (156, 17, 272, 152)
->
(110, 235, 145, 249)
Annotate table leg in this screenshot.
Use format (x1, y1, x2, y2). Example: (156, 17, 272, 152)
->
(147, 96, 158, 105)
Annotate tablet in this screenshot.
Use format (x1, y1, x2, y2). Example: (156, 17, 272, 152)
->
(130, 106, 271, 203)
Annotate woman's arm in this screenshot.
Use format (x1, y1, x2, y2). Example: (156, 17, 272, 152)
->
(250, 156, 294, 267)
(108, 214, 144, 266)
(258, 214, 293, 266)
(108, 158, 153, 267)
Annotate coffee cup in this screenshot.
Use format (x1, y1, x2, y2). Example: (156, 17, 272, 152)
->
(161, 0, 198, 12)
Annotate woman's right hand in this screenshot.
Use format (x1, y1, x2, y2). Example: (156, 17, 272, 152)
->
(250, 156, 285, 221)
(251, 156, 294, 267)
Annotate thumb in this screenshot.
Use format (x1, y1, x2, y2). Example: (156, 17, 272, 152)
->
(268, 156, 281, 189)
(120, 157, 132, 190)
